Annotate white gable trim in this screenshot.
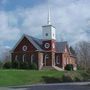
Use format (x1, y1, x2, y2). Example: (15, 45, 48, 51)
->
(25, 35, 42, 50)
(11, 34, 42, 53)
(11, 34, 26, 53)
(64, 44, 71, 55)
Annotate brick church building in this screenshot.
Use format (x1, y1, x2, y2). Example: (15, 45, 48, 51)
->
(11, 12, 77, 70)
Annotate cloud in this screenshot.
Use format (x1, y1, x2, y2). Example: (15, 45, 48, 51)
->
(0, 11, 21, 41)
(0, 45, 10, 61)
(0, 0, 90, 60)
(0, 11, 21, 59)
(20, 0, 90, 43)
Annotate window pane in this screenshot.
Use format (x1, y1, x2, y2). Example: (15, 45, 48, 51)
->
(45, 33, 48, 36)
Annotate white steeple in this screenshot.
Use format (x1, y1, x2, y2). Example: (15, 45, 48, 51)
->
(47, 8, 51, 25)
(42, 7, 56, 40)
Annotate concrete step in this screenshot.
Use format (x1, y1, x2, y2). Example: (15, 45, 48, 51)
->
(42, 66, 55, 70)
(42, 66, 64, 71)
(52, 66, 64, 71)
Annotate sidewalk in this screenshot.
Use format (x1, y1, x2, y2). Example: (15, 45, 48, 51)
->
(10, 82, 90, 88)
(0, 82, 90, 90)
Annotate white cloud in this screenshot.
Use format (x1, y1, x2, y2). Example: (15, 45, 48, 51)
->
(0, 11, 21, 41)
(0, 0, 90, 60)
(0, 11, 21, 59)
(17, 0, 90, 43)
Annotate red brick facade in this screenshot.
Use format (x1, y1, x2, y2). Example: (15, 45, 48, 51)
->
(14, 37, 36, 52)
(11, 35, 77, 70)
(42, 40, 56, 51)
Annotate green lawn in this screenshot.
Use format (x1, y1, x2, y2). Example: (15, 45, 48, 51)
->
(0, 69, 64, 86)
(0, 69, 89, 86)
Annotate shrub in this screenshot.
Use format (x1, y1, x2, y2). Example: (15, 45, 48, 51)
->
(12, 61, 19, 69)
(77, 65, 84, 70)
(65, 64, 73, 71)
(30, 63, 37, 70)
(62, 72, 84, 82)
(0, 61, 3, 69)
(80, 71, 90, 80)
(62, 74, 73, 82)
(86, 68, 90, 74)
(3, 61, 11, 69)
(19, 62, 29, 69)
(19, 62, 25, 69)
(23, 62, 29, 69)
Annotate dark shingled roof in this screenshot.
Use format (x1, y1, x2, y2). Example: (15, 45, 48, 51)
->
(12, 34, 71, 54)
(25, 35, 68, 53)
(69, 46, 76, 56)
(25, 35, 43, 51)
(56, 41, 68, 53)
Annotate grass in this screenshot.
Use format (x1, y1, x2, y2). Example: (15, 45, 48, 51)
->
(0, 69, 89, 87)
(0, 69, 64, 86)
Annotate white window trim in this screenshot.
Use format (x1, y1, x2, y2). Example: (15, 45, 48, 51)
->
(56, 56, 60, 64)
(44, 43, 50, 49)
(31, 54, 34, 63)
(23, 54, 26, 62)
(45, 54, 49, 60)
(22, 45, 27, 51)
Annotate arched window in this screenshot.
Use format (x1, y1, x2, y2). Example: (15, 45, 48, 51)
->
(45, 54, 49, 60)
(22, 54, 26, 62)
(67, 58, 69, 64)
(56, 56, 60, 64)
(15, 55, 18, 61)
(31, 54, 34, 64)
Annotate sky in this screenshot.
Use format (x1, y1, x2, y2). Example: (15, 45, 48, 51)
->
(0, 0, 90, 59)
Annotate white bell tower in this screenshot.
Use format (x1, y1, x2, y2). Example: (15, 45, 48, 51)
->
(42, 9, 56, 51)
(42, 9, 56, 40)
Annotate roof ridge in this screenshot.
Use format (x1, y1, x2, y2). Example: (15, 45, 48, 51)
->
(25, 35, 43, 51)
(25, 34, 42, 41)
(56, 41, 67, 43)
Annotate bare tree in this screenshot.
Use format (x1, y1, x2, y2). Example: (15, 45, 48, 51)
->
(1, 49, 11, 63)
(75, 41, 90, 70)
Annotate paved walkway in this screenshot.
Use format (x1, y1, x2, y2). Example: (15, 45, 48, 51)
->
(0, 82, 90, 90)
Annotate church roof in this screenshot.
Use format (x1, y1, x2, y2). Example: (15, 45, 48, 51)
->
(12, 34, 71, 53)
(56, 41, 68, 53)
(25, 35, 43, 51)
(25, 35, 68, 53)
(11, 34, 43, 52)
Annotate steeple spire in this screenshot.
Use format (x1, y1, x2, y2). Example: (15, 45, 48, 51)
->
(47, 8, 51, 25)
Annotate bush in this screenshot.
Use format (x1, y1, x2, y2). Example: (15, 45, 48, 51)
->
(3, 61, 11, 69)
(30, 63, 37, 70)
(65, 64, 73, 71)
(62, 74, 73, 82)
(12, 61, 19, 69)
(86, 68, 90, 74)
(77, 65, 84, 70)
(19, 62, 29, 69)
(0, 61, 3, 69)
(62, 72, 84, 82)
